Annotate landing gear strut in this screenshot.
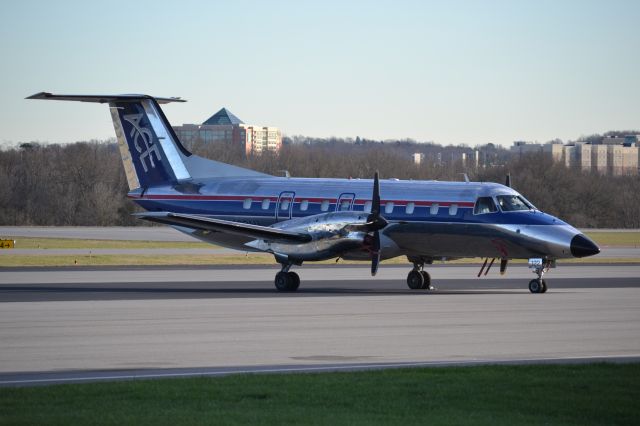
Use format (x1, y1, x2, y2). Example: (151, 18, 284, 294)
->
(274, 261, 300, 292)
(528, 259, 550, 294)
(406, 258, 434, 290)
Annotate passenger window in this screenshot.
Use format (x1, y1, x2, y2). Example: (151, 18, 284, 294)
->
(474, 197, 497, 214)
(321, 200, 330, 212)
(405, 202, 415, 214)
(385, 202, 394, 214)
(449, 204, 458, 215)
(300, 200, 309, 211)
(430, 203, 439, 215)
(261, 199, 270, 210)
(363, 201, 372, 213)
(243, 198, 252, 209)
(280, 200, 290, 210)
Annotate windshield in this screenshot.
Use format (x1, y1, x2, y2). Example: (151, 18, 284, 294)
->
(496, 195, 534, 212)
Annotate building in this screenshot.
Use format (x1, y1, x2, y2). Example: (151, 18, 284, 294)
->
(543, 143, 564, 162)
(574, 143, 592, 172)
(607, 145, 638, 176)
(511, 141, 543, 157)
(591, 145, 608, 174)
(412, 153, 424, 165)
(173, 107, 282, 156)
(511, 139, 639, 175)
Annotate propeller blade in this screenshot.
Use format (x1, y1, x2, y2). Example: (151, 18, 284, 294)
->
(371, 231, 381, 276)
(505, 173, 511, 188)
(369, 171, 381, 220)
(365, 171, 388, 231)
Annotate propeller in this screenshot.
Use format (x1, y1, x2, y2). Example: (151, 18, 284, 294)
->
(367, 171, 387, 276)
(502, 174, 511, 273)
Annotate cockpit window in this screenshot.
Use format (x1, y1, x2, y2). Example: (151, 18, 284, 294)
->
(474, 197, 497, 214)
(496, 195, 533, 212)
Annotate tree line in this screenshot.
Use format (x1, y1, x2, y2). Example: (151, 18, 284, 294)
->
(0, 138, 638, 228)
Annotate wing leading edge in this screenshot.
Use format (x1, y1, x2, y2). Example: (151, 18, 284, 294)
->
(136, 212, 312, 244)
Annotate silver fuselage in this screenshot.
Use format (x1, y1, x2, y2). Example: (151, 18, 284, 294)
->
(130, 176, 585, 261)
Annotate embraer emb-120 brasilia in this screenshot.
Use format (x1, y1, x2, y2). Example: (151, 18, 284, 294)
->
(28, 92, 600, 293)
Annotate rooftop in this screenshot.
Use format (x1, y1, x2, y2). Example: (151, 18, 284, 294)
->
(202, 108, 244, 126)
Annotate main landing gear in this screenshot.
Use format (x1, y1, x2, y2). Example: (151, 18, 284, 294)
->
(528, 259, 551, 294)
(274, 260, 300, 292)
(406, 258, 434, 290)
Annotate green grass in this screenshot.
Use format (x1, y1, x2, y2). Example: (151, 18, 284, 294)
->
(4, 231, 639, 251)
(1, 363, 638, 425)
(585, 231, 640, 247)
(8, 237, 211, 250)
(0, 232, 638, 267)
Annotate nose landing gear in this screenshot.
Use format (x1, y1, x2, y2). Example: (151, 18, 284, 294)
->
(528, 259, 551, 293)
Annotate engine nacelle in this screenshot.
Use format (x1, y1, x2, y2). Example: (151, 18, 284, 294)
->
(245, 211, 373, 261)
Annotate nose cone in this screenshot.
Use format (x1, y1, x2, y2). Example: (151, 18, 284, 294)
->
(570, 234, 600, 258)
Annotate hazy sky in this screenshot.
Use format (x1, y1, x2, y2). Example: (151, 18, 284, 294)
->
(1, 0, 639, 146)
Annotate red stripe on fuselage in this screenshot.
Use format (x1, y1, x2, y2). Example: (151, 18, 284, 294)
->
(130, 194, 475, 207)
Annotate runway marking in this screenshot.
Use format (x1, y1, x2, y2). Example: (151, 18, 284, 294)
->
(2, 355, 639, 386)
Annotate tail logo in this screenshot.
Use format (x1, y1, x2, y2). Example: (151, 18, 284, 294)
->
(123, 113, 162, 172)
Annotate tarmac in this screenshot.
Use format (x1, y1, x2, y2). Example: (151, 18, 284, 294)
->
(1, 264, 639, 386)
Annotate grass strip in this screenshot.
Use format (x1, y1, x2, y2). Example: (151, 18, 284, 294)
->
(1, 231, 638, 251)
(3, 237, 211, 250)
(585, 231, 640, 247)
(1, 363, 638, 425)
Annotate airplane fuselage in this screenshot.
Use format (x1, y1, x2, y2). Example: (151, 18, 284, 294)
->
(129, 176, 582, 261)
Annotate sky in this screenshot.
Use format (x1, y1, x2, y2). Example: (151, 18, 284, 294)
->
(1, 0, 639, 147)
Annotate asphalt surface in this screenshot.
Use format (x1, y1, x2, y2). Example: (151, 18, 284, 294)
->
(1, 264, 639, 386)
(0, 265, 639, 302)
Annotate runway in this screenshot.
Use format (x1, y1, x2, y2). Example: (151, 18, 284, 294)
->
(1, 264, 639, 385)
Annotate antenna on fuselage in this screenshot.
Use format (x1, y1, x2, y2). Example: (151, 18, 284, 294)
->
(460, 173, 470, 183)
(505, 173, 511, 187)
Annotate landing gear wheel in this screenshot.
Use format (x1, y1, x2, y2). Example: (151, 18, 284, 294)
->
(287, 272, 300, 291)
(275, 272, 289, 291)
(275, 271, 300, 292)
(529, 279, 544, 294)
(420, 271, 433, 290)
(540, 279, 548, 293)
(407, 270, 425, 290)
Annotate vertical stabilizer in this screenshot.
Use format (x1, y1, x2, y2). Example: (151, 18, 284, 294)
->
(27, 92, 272, 189)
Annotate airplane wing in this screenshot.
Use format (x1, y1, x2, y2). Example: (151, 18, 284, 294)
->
(135, 212, 312, 244)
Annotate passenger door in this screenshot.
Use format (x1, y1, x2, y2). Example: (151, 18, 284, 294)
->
(276, 191, 295, 221)
(336, 193, 356, 211)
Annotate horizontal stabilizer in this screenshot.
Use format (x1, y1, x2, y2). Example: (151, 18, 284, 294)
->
(136, 212, 312, 244)
(26, 92, 185, 104)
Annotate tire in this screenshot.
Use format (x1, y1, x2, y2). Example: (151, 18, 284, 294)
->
(275, 271, 291, 291)
(529, 279, 542, 294)
(540, 279, 548, 293)
(420, 271, 432, 290)
(407, 270, 425, 290)
(287, 272, 300, 291)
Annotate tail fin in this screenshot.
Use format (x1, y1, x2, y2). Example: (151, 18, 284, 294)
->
(27, 92, 269, 190)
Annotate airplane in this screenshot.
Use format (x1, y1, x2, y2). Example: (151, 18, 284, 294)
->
(27, 92, 600, 293)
